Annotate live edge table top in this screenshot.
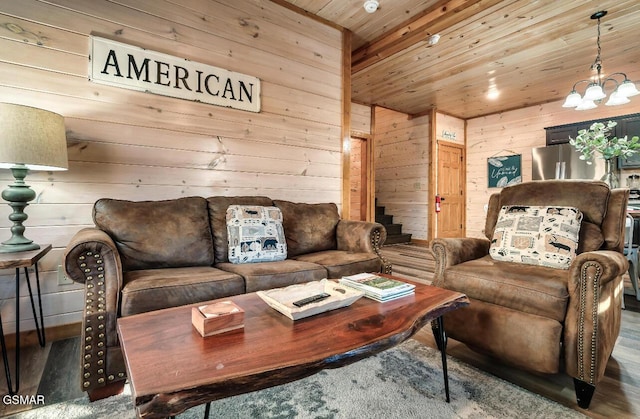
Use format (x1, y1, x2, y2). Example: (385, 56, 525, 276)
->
(117, 276, 469, 419)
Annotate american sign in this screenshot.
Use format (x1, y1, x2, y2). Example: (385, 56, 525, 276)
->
(89, 36, 261, 113)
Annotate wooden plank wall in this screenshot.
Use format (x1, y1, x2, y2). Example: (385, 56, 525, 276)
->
(351, 102, 372, 135)
(435, 112, 465, 145)
(466, 101, 640, 238)
(374, 106, 429, 240)
(349, 102, 371, 221)
(0, 0, 343, 334)
(349, 139, 363, 220)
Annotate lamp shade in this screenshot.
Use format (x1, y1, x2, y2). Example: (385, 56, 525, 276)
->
(605, 90, 630, 106)
(562, 91, 582, 108)
(617, 80, 640, 98)
(583, 84, 606, 101)
(0, 103, 68, 171)
(575, 99, 597, 111)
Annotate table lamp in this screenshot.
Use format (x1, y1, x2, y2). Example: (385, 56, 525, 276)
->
(0, 103, 68, 253)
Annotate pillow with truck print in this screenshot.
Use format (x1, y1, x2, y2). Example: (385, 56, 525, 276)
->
(489, 205, 582, 269)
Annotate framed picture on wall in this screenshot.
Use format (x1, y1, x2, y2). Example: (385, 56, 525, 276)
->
(488, 154, 522, 188)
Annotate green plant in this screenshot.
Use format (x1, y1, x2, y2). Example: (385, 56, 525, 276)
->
(569, 120, 640, 164)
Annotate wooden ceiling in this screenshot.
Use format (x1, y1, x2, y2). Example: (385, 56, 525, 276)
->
(281, 0, 640, 119)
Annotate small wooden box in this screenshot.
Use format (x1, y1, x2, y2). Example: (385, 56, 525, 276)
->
(191, 300, 244, 337)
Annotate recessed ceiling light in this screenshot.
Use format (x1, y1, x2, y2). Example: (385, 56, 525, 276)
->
(427, 34, 440, 46)
(363, 0, 379, 14)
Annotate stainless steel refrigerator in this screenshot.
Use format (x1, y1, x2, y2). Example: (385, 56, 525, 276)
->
(531, 143, 606, 181)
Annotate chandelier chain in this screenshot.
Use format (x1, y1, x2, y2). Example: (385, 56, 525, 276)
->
(592, 16, 602, 76)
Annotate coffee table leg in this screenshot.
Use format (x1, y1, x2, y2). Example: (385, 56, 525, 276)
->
(168, 401, 210, 419)
(434, 316, 450, 403)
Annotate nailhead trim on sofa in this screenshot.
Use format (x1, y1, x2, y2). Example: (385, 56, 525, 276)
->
(79, 251, 125, 391)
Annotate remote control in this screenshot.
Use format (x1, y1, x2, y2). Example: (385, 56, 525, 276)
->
(292, 292, 331, 307)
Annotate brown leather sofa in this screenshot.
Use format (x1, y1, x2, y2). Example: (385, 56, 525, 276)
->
(430, 180, 628, 409)
(63, 196, 389, 399)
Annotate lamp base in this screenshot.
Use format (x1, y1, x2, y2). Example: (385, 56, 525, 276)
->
(0, 242, 40, 254)
(2, 164, 39, 254)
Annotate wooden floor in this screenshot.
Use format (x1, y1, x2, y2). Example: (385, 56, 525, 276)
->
(0, 334, 85, 416)
(2, 242, 639, 418)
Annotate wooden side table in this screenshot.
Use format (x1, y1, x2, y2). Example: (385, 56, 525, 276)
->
(0, 244, 51, 395)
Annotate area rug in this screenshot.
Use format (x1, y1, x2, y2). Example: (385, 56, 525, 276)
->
(9, 339, 585, 419)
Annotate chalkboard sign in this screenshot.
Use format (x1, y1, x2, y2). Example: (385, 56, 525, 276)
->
(487, 154, 522, 188)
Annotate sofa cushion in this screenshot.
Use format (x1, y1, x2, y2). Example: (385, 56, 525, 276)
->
(93, 197, 214, 271)
(273, 200, 340, 257)
(216, 260, 327, 293)
(292, 250, 382, 279)
(120, 266, 244, 316)
(226, 205, 287, 263)
(489, 205, 582, 269)
(441, 255, 569, 322)
(207, 196, 274, 264)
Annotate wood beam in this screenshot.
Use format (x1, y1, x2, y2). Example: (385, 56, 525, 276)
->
(368, 106, 377, 223)
(352, 0, 493, 74)
(428, 108, 437, 240)
(341, 29, 352, 220)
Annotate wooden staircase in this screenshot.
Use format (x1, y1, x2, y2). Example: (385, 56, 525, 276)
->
(375, 202, 412, 245)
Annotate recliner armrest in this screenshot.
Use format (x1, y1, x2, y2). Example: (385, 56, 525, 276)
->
(430, 238, 491, 284)
(564, 250, 627, 387)
(568, 250, 628, 289)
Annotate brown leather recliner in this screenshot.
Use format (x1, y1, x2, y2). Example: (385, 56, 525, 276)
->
(430, 180, 628, 409)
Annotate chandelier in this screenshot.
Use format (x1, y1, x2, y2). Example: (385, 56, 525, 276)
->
(562, 10, 639, 110)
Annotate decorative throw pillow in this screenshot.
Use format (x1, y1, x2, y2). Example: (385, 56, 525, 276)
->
(226, 205, 287, 264)
(489, 205, 583, 269)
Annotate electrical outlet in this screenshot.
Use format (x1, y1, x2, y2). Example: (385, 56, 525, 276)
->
(58, 265, 73, 285)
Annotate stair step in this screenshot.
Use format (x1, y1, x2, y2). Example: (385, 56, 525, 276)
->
(384, 223, 403, 236)
(375, 206, 385, 215)
(384, 233, 412, 245)
(376, 214, 393, 225)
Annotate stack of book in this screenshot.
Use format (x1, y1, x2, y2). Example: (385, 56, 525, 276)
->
(339, 273, 415, 302)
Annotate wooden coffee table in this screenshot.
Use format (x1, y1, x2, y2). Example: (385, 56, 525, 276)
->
(117, 276, 468, 418)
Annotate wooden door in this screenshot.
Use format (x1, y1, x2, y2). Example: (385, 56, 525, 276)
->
(349, 137, 368, 221)
(437, 142, 465, 238)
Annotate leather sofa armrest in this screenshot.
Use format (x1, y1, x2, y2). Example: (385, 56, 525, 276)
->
(567, 250, 628, 289)
(336, 220, 386, 252)
(63, 227, 126, 392)
(430, 238, 491, 285)
(336, 220, 391, 274)
(64, 228, 123, 286)
(564, 250, 627, 387)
